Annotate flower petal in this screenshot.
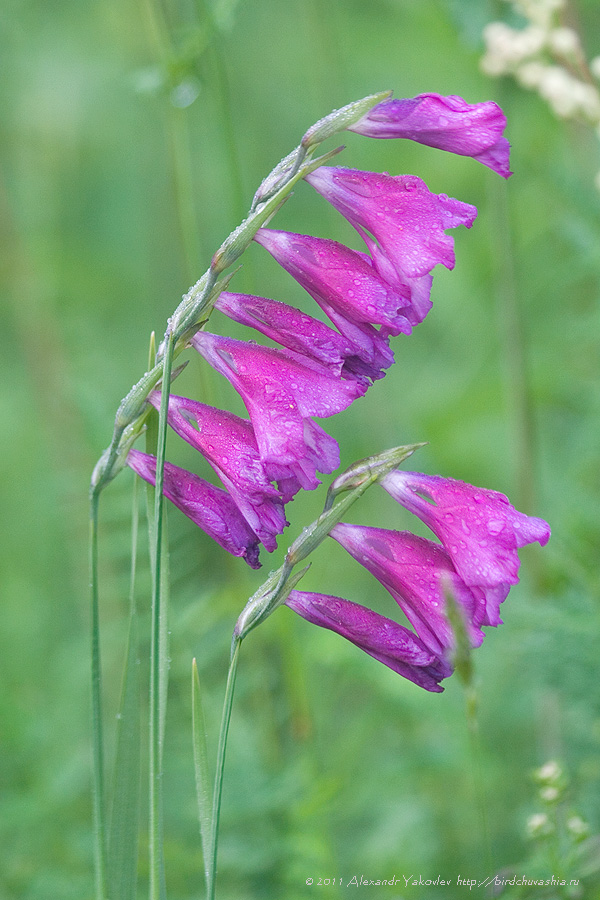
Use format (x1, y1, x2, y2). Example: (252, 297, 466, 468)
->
(255, 228, 415, 335)
(149, 392, 286, 552)
(380, 470, 551, 604)
(286, 590, 448, 691)
(330, 523, 485, 657)
(305, 167, 478, 279)
(191, 331, 364, 486)
(349, 93, 512, 178)
(127, 448, 261, 568)
(214, 291, 373, 384)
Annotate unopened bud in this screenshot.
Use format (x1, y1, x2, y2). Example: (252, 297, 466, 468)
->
(302, 91, 391, 150)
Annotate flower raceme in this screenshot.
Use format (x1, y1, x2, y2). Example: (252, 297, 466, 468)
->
(124, 90, 513, 574)
(292, 474, 550, 690)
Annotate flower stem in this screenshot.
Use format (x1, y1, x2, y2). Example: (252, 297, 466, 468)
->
(89, 488, 107, 900)
(490, 176, 536, 515)
(148, 331, 175, 900)
(464, 685, 493, 875)
(207, 639, 241, 900)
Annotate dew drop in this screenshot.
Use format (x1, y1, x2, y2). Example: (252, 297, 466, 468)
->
(487, 520, 504, 536)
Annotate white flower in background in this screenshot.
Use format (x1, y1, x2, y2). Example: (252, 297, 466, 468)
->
(481, 0, 600, 188)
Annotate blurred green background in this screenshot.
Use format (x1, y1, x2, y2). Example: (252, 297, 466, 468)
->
(2, 0, 600, 897)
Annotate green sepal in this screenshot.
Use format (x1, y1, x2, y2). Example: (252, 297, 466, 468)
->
(301, 90, 392, 149)
(323, 442, 426, 512)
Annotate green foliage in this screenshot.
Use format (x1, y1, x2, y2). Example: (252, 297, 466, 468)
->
(2, 0, 600, 897)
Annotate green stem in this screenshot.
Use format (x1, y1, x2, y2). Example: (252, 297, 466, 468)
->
(148, 331, 175, 900)
(465, 686, 493, 875)
(490, 176, 536, 515)
(90, 489, 107, 900)
(207, 640, 241, 900)
(168, 104, 203, 281)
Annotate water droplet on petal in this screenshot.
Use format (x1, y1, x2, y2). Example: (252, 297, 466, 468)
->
(487, 519, 505, 536)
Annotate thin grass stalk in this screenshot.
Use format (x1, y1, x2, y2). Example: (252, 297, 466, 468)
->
(464, 686, 493, 874)
(490, 176, 536, 515)
(192, 659, 213, 893)
(149, 331, 175, 900)
(89, 489, 107, 900)
(207, 639, 241, 900)
(108, 476, 142, 899)
(194, 0, 246, 228)
(168, 105, 204, 282)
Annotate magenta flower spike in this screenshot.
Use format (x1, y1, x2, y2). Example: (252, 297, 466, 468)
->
(214, 291, 374, 385)
(190, 331, 366, 490)
(380, 471, 551, 625)
(127, 448, 261, 568)
(285, 590, 449, 692)
(148, 391, 286, 552)
(348, 93, 512, 178)
(304, 167, 478, 280)
(330, 523, 486, 658)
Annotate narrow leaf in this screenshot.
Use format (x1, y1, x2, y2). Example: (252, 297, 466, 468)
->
(108, 477, 142, 900)
(192, 658, 213, 890)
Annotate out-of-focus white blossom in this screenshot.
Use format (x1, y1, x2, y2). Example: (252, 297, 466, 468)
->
(539, 66, 579, 117)
(540, 785, 560, 802)
(566, 815, 589, 839)
(516, 61, 547, 89)
(590, 56, 600, 80)
(526, 812, 553, 837)
(549, 27, 580, 58)
(535, 760, 562, 783)
(481, 0, 600, 189)
(515, 0, 565, 29)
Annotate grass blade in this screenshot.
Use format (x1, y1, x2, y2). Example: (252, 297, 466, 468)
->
(107, 476, 142, 900)
(90, 490, 107, 900)
(192, 658, 213, 891)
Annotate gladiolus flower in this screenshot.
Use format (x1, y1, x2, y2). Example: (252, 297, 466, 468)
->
(330, 523, 486, 658)
(348, 93, 512, 178)
(305, 167, 478, 280)
(285, 590, 449, 692)
(190, 331, 366, 492)
(380, 470, 551, 625)
(254, 230, 408, 379)
(148, 391, 286, 551)
(254, 229, 414, 336)
(127, 448, 261, 568)
(214, 291, 376, 385)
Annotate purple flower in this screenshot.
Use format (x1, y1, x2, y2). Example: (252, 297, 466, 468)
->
(254, 230, 408, 380)
(330, 523, 486, 658)
(254, 229, 414, 336)
(127, 448, 261, 568)
(285, 590, 448, 692)
(214, 291, 375, 386)
(305, 167, 478, 280)
(148, 391, 286, 552)
(190, 331, 365, 491)
(348, 93, 512, 178)
(380, 471, 551, 625)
